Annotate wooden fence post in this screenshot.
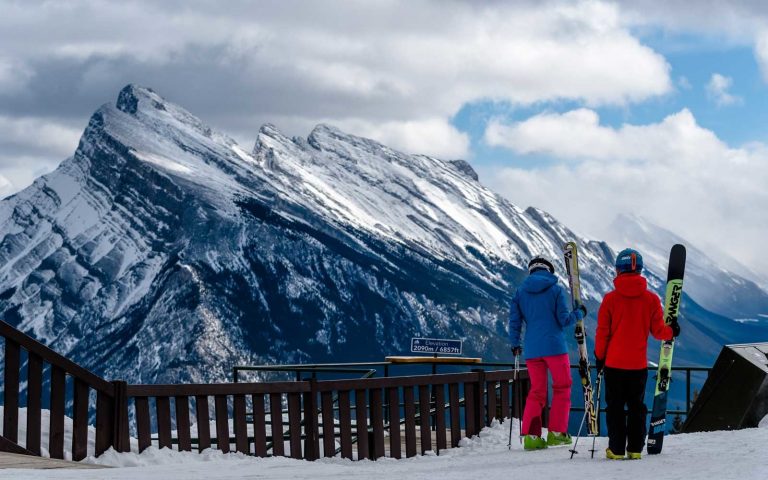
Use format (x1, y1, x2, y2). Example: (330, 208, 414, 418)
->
(111, 381, 131, 453)
(304, 379, 320, 460)
(3, 340, 20, 443)
(95, 389, 114, 456)
(474, 369, 486, 430)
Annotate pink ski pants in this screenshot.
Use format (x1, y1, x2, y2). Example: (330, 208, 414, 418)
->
(522, 353, 572, 436)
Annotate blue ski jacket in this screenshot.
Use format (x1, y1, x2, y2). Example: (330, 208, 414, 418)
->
(508, 270, 581, 360)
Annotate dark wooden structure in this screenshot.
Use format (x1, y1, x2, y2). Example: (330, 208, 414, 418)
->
(0, 320, 529, 461)
(0, 321, 125, 461)
(683, 343, 768, 432)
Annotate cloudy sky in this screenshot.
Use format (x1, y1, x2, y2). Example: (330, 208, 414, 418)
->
(1, 0, 767, 274)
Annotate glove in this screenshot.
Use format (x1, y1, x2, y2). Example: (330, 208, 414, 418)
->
(511, 346, 523, 357)
(671, 322, 681, 338)
(594, 353, 605, 374)
(578, 304, 588, 317)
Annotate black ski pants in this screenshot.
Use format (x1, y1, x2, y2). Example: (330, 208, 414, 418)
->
(604, 367, 648, 454)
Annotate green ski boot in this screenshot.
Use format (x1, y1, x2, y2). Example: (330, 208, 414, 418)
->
(606, 448, 625, 460)
(546, 431, 572, 446)
(523, 435, 548, 450)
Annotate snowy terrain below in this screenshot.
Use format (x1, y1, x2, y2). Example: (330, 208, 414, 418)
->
(2, 419, 766, 479)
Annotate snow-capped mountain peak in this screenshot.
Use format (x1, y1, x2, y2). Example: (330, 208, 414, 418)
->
(606, 213, 768, 319)
(0, 85, 757, 384)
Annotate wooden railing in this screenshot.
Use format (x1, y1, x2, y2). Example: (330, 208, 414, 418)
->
(314, 369, 527, 459)
(0, 320, 528, 461)
(126, 381, 315, 457)
(0, 321, 129, 460)
(124, 370, 528, 460)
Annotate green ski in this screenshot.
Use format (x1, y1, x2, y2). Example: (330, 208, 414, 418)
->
(647, 244, 686, 455)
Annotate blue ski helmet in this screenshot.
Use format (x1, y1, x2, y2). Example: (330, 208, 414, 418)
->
(615, 248, 643, 273)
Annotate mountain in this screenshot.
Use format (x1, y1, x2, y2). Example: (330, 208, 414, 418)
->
(696, 240, 768, 294)
(606, 214, 768, 322)
(0, 85, 760, 385)
(0, 85, 618, 383)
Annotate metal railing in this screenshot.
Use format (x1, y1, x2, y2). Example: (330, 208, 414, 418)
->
(233, 364, 383, 382)
(568, 365, 711, 418)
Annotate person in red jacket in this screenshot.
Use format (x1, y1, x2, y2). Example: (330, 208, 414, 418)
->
(594, 248, 680, 460)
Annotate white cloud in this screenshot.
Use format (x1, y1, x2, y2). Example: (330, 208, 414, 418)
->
(485, 108, 720, 162)
(0, 115, 81, 199)
(0, 0, 676, 196)
(0, 57, 32, 94)
(483, 108, 768, 271)
(0, 115, 82, 154)
(335, 118, 470, 159)
(706, 73, 742, 106)
(617, 1, 768, 41)
(0, 173, 11, 196)
(616, 2, 768, 87)
(755, 30, 768, 81)
(0, 157, 61, 201)
(0, 1, 672, 124)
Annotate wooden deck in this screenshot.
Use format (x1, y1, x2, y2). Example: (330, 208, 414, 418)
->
(0, 452, 108, 469)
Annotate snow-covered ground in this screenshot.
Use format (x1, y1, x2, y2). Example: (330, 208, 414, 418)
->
(2, 419, 766, 480)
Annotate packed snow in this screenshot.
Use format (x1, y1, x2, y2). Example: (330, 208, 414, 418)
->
(2, 419, 766, 479)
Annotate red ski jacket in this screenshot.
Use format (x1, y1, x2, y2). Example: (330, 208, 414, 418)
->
(595, 273, 673, 370)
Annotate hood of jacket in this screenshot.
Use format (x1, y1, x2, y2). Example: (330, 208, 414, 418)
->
(613, 273, 648, 297)
(521, 270, 558, 294)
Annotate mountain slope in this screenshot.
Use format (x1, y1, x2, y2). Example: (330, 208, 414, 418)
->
(0, 85, 619, 383)
(0, 85, 758, 384)
(607, 214, 768, 321)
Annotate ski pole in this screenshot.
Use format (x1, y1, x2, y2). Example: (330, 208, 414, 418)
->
(508, 403, 514, 450)
(569, 407, 589, 459)
(508, 354, 517, 450)
(589, 371, 604, 459)
(515, 354, 523, 444)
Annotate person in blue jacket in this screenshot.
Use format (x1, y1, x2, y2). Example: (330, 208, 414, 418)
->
(509, 255, 586, 450)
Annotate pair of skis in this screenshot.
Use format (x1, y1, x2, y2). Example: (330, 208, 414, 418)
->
(564, 242, 686, 457)
(563, 242, 599, 459)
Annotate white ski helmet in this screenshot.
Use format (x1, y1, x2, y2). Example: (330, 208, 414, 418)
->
(528, 256, 555, 274)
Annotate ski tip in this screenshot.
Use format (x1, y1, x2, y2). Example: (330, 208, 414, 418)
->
(667, 244, 686, 279)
